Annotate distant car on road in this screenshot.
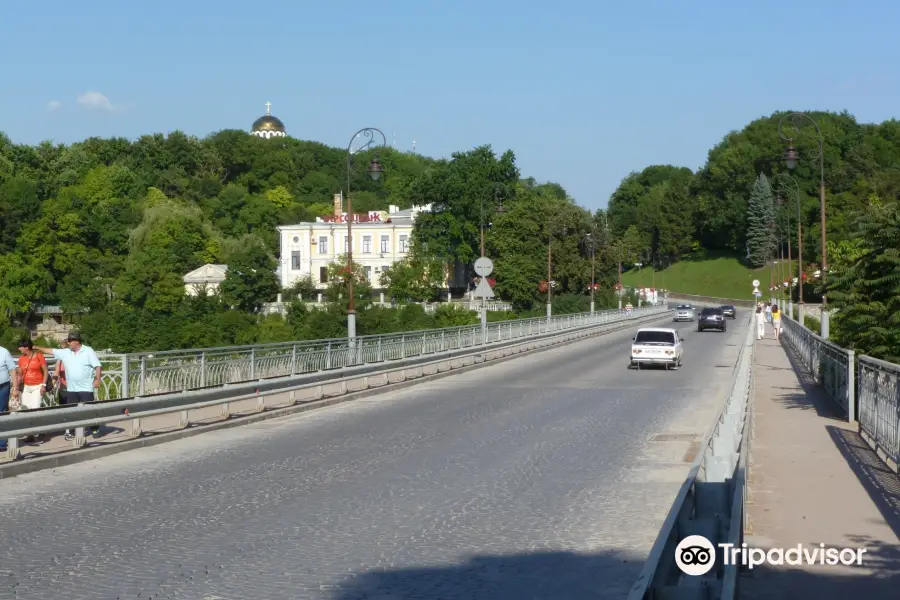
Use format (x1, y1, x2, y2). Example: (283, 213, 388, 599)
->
(697, 307, 727, 332)
(630, 327, 684, 370)
(673, 304, 695, 322)
(720, 305, 736, 319)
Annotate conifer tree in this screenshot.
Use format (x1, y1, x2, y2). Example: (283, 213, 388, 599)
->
(746, 173, 776, 268)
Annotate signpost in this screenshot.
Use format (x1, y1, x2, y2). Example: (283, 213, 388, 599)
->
(752, 279, 761, 301)
(473, 257, 494, 344)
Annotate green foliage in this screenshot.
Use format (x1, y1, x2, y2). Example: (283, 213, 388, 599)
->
(380, 253, 445, 302)
(219, 238, 281, 312)
(826, 199, 900, 362)
(746, 173, 777, 268)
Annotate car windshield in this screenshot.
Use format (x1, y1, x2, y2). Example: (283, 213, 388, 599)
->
(677, 305, 691, 310)
(700, 308, 722, 315)
(634, 331, 676, 345)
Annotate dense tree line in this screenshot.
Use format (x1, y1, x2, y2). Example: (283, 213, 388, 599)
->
(0, 130, 630, 352)
(604, 110, 900, 360)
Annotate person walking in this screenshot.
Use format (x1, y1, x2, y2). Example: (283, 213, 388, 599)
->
(34, 332, 102, 440)
(16, 339, 50, 444)
(0, 344, 21, 452)
(756, 305, 766, 340)
(772, 305, 782, 340)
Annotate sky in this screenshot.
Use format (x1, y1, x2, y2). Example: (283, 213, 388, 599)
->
(1, 0, 897, 211)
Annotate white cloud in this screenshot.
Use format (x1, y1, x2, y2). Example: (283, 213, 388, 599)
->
(46, 100, 62, 111)
(76, 91, 117, 112)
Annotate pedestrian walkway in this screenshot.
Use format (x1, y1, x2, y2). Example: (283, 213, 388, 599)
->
(741, 334, 900, 599)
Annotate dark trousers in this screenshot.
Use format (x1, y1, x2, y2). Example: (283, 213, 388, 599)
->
(0, 382, 10, 449)
(64, 391, 98, 433)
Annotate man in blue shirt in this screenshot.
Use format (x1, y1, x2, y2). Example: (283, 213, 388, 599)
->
(0, 344, 21, 451)
(35, 332, 102, 440)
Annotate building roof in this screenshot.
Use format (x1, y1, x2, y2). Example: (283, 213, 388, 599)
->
(251, 102, 286, 134)
(183, 264, 228, 284)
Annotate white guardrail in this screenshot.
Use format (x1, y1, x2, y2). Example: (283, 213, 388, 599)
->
(628, 316, 755, 600)
(22, 308, 659, 402)
(1, 306, 671, 461)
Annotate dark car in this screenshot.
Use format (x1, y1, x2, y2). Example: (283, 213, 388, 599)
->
(697, 307, 727, 332)
(720, 305, 736, 319)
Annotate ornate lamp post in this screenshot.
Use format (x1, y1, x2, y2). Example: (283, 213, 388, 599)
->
(478, 183, 507, 341)
(546, 223, 567, 322)
(345, 127, 387, 343)
(779, 112, 828, 336)
(772, 173, 804, 325)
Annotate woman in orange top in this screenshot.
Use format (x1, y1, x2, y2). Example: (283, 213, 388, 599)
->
(16, 338, 48, 410)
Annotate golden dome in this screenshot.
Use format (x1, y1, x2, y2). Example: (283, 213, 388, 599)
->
(251, 101, 286, 135)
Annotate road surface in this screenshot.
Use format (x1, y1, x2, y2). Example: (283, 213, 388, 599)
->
(0, 314, 747, 600)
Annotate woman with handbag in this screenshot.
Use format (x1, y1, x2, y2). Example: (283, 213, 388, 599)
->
(16, 339, 49, 444)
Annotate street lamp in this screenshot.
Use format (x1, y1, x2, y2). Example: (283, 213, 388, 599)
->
(345, 127, 387, 344)
(771, 173, 804, 324)
(546, 223, 567, 322)
(779, 112, 828, 337)
(584, 231, 597, 315)
(478, 182, 507, 342)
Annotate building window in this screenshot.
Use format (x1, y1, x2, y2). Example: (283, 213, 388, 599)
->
(292, 236, 299, 243)
(380, 235, 389, 253)
(382, 265, 390, 274)
(319, 266, 328, 283)
(399, 235, 409, 253)
(364, 266, 371, 280)
(363, 235, 371, 254)
(319, 236, 327, 254)
(291, 250, 302, 270)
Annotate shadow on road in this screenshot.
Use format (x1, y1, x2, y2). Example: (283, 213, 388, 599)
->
(327, 549, 643, 600)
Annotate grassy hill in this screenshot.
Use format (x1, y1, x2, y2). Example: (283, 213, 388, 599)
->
(621, 254, 792, 301)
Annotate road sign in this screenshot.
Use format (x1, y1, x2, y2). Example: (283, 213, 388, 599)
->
(751, 279, 760, 288)
(472, 277, 494, 298)
(474, 257, 493, 277)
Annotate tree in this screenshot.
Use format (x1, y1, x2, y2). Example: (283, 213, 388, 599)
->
(746, 173, 776, 268)
(826, 198, 900, 362)
(380, 254, 445, 302)
(219, 239, 280, 313)
(326, 254, 372, 310)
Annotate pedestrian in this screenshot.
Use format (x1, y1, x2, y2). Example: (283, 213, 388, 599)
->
(765, 302, 772, 324)
(16, 339, 49, 411)
(772, 305, 782, 340)
(756, 305, 766, 340)
(16, 339, 49, 443)
(0, 343, 21, 452)
(34, 332, 102, 441)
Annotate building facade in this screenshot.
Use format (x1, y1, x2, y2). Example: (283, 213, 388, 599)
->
(183, 264, 228, 296)
(277, 194, 433, 292)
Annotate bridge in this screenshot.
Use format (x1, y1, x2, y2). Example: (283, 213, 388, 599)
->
(0, 301, 897, 599)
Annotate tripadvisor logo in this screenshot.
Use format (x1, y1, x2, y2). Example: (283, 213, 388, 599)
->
(675, 535, 868, 575)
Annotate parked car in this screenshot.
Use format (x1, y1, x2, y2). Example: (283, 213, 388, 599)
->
(673, 304, 695, 322)
(697, 307, 727, 332)
(630, 327, 684, 370)
(720, 305, 736, 319)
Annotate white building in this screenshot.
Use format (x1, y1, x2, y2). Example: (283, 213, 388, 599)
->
(183, 264, 228, 296)
(277, 194, 434, 291)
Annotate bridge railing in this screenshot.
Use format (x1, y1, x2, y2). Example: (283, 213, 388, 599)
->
(856, 354, 900, 467)
(1, 306, 673, 462)
(779, 314, 856, 421)
(17, 307, 669, 403)
(628, 316, 754, 600)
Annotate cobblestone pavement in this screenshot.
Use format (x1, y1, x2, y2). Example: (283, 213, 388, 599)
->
(0, 318, 745, 600)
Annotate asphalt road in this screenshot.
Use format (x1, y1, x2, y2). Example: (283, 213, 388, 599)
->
(0, 314, 748, 600)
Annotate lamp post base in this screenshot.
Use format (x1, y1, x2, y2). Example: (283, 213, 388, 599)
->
(481, 299, 487, 345)
(821, 308, 830, 339)
(798, 303, 805, 327)
(347, 311, 357, 342)
(546, 303, 552, 322)
(590, 300, 595, 315)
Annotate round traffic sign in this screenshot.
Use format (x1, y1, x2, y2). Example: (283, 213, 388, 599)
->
(751, 279, 760, 288)
(474, 257, 493, 277)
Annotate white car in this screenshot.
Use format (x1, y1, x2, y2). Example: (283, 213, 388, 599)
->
(673, 304, 695, 322)
(630, 327, 684, 370)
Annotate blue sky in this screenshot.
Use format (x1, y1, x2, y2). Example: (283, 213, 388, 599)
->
(1, 0, 897, 210)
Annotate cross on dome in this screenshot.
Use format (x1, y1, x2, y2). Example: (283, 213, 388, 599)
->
(265, 101, 272, 115)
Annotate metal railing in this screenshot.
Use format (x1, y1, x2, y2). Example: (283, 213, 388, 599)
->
(628, 316, 755, 600)
(10, 307, 668, 404)
(1, 307, 674, 463)
(780, 314, 856, 421)
(857, 354, 900, 466)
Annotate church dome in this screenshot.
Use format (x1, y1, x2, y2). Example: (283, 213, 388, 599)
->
(251, 102, 287, 138)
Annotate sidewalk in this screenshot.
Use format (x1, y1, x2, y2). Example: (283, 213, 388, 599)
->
(741, 334, 900, 598)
